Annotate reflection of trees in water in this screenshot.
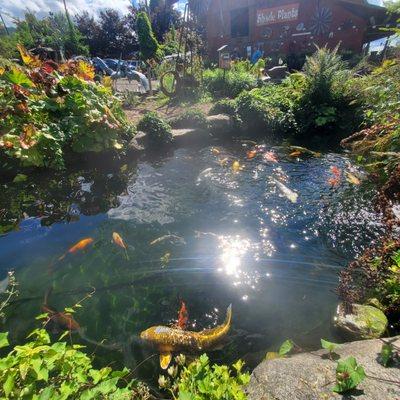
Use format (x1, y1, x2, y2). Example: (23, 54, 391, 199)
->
(0, 163, 136, 233)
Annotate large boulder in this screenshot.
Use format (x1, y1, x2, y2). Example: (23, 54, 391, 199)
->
(206, 114, 234, 137)
(247, 336, 400, 400)
(334, 303, 388, 340)
(171, 128, 210, 146)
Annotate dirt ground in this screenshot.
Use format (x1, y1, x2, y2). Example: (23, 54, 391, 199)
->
(124, 99, 212, 125)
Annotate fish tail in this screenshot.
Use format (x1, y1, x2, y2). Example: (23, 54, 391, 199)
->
(225, 304, 232, 327)
(124, 248, 130, 261)
(58, 253, 66, 261)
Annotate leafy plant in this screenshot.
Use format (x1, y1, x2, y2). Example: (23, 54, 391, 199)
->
(170, 109, 208, 129)
(379, 343, 395, 367)
(0, 328, 150, 399)
(137, 112, 173, 146)
(321, 338, 339, 356)
(332, 356, 366, 393)
(0, 56, 134, 170)
(265, 339, 294, 360)
(160, 353, 250, 400)
(203, 68, 257, 99)
(209, 99, 237, 116)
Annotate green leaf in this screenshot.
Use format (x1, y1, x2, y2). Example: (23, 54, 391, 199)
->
(35, 313, 49, 320)
(58, 331, 69, 341)
(0, 332, 9, 349)
(179, 391, 194, 400)
(332, 357, 366, 393)
(3, 373, 15, 397)
(265, 352, 280, 360)
(4, 68, 34, 87)
(321, 338, 339, 353)
(13, 174, 28, 183)
(278, 339, 294, 356)
(380, 343, 393, 367)
(64, 307, 75, 314)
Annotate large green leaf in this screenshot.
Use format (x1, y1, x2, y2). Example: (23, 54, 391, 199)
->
(0, 332, 9, 349)
(332, 357, 366, 393)
(278, 339, 294, 356)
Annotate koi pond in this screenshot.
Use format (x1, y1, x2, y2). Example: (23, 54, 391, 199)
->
(0, 140, 384, 383)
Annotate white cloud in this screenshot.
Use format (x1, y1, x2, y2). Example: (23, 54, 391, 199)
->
(1, 0, 133, 25)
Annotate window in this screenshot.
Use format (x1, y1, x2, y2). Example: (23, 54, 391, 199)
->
(231, 7, 249, 38)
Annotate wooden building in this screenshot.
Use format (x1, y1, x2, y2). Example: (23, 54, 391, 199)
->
(193, 0, 390, 59)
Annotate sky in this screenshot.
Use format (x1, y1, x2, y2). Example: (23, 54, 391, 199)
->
(0, 0, 186, 26)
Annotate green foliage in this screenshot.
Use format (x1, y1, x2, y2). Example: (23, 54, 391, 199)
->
(137, 12, 162, 61)
(203, 68, 257, 99)
(0, 328, 150, 399)
(278, 339, 294, 356)
(236, 84, 297, 136)
(320, 339, 339, 354)
(293, 45, 360, 137)
(379, 343, 395, 367)
(137, 112, 173, 146)
(170, 109, 208, 129)
(332, 356, 366, 393)
(160, 354, 250, 400)
(339, 239, 400, 329)
(0, 62, 134, 170)
(209, 99, 237, 116)
(0, 12, 88, 59)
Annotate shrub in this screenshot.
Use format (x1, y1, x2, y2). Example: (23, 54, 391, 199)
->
(293, 45, 361, 138)
(338, 238, 400, 331)
(159, 353, 250, 400)
(203, 68, 257, 98)
(0, 329, 150, 399)
(236, 84, 297, 136)
(209, 99, 237, 116)
(170, 109, 208, 129)
(0, 57, 134, 170)
(137, 111, 173, 146)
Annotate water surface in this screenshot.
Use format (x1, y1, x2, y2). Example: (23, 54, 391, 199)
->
(0, 140, 384, 382)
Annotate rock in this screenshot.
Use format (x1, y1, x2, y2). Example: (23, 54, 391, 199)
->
(247, 336, 400, 400)
(266, 66, 288, 82)
(334, 303, 388, 340)
(206, 114, 234, 137)
(171, 128, 210, 146)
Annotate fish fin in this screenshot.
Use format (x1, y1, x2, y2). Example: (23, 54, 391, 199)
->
(225, 304, 232, 326)
(160, 352, 172, 369)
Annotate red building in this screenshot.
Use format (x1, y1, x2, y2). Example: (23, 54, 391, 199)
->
(195, 0, 390, 60)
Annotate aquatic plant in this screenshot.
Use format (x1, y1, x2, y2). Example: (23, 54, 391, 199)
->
(0, 53, 134, 170)
(159, 353, 250, 400)
(137, 111, 173, 146)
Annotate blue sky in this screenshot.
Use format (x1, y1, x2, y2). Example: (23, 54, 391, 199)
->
(1, 0, 186, 26)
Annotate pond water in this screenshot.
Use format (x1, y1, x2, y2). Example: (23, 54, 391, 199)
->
(0, 139, 384, 384)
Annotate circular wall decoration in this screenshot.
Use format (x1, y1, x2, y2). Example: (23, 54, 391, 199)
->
(310, 6, 333, 36)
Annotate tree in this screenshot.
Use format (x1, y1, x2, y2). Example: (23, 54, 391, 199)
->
(137, 11, 161, 94)
(149, 0, 180, 41)
(75, 9, 138, 58)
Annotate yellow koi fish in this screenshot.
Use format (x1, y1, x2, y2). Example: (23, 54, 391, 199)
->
(140, 305, 232, 369)
(112, 232, 129, 260)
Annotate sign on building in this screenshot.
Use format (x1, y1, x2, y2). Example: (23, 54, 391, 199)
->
(256, 3, 300, 26)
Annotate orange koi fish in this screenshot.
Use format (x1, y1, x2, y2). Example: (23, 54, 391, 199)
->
(112, 232, 129, 260)
(247, 150, 257, 160)
(58, 238, 94, 261)
(263, 151, 278, 163)
(328, 166, 342, 187)
(176, 301, 188, 330)
(42, 304, 80, 332)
